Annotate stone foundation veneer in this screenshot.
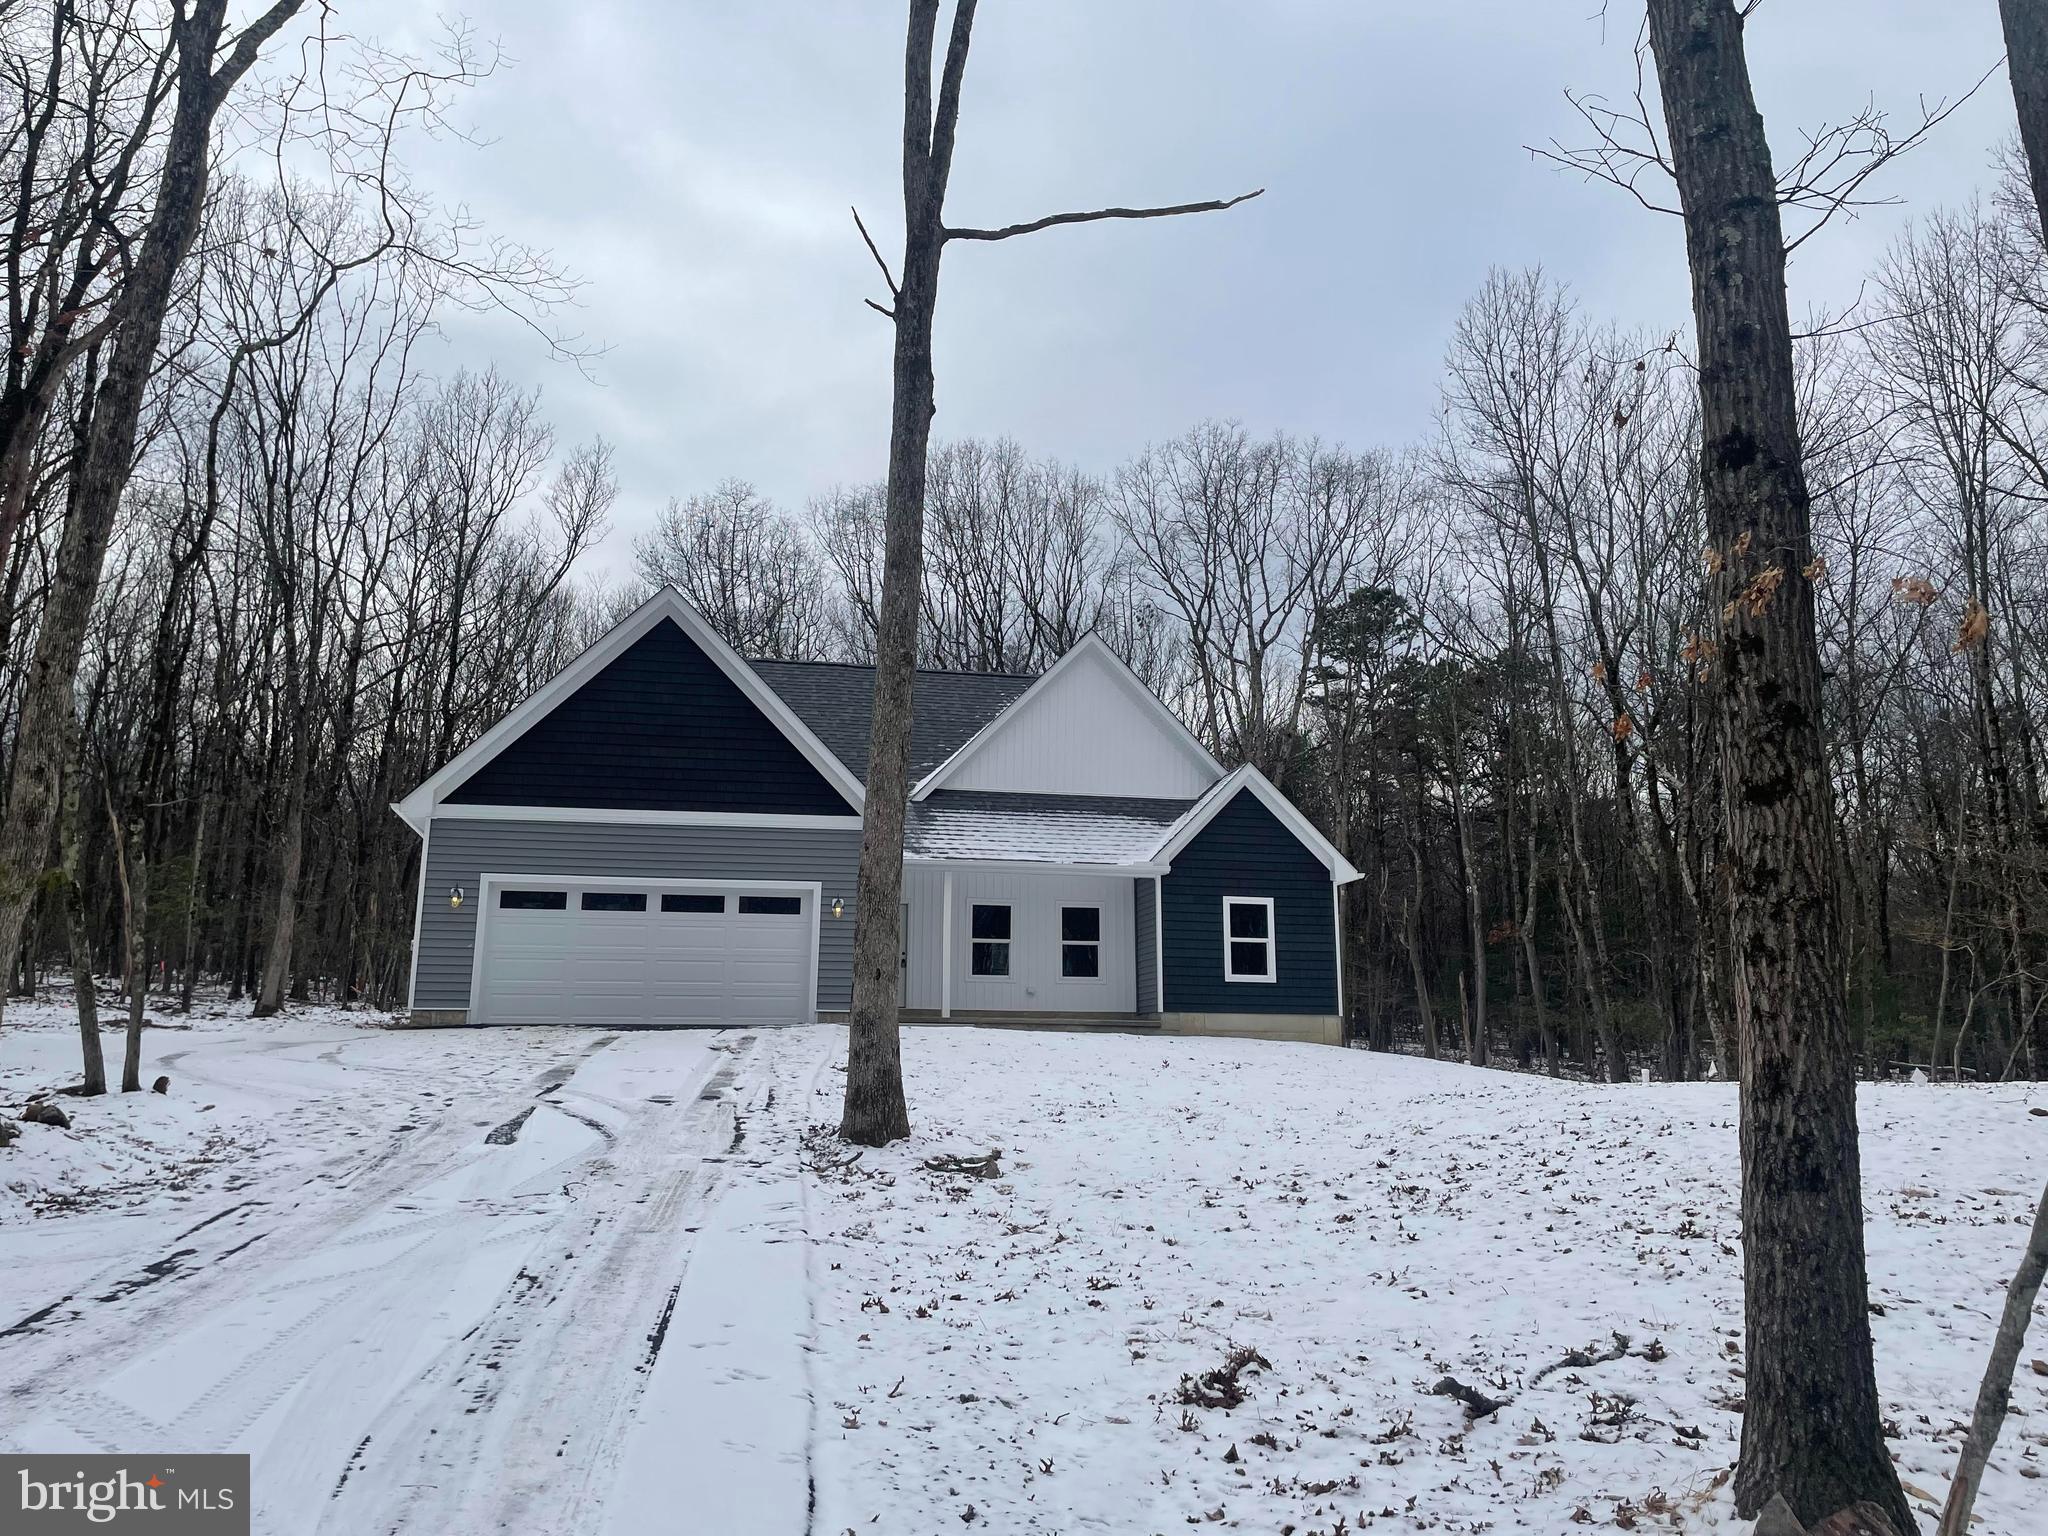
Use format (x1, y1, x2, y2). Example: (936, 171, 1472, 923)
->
(399, 1009, 471, 1029)
(1156, 1012, 1343, 1047)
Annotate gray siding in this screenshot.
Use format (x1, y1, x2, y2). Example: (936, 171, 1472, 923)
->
(414, 818, 862, 1012)
(1134, 876, 1158, 1015)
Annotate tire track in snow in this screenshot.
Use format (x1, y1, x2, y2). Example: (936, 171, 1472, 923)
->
(320, 1031, 765, 1536)
(0, 1029, 618, 1438)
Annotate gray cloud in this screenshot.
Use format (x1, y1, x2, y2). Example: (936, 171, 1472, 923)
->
(345, 1, 2015, 573)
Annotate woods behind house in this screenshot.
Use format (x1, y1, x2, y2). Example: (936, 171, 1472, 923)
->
(1, 6, 2044, 1087)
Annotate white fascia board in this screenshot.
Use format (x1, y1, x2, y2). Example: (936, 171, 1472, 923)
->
(1149, 764, 1363, 884)
(430, 804, 862, 830)
(391, 586, 866, 827)
(909, 633, 1223, 800)
(903, 855, 1169, 876)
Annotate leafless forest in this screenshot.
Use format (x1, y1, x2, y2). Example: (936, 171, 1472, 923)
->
(3, 3, 2045, 1086)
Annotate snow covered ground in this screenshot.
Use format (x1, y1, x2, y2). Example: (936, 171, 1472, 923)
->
(2, 1000, 2043, 1535)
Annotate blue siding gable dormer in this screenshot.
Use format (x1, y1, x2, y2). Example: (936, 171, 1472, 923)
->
(445, 619, 857, 815)
(1161, 788, 1337, 1015)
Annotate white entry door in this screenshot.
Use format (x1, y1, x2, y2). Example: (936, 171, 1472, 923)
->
(473, 880, 815, 1027)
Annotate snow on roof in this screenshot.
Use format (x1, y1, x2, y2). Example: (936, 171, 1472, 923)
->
(904, 790, 1195, 865)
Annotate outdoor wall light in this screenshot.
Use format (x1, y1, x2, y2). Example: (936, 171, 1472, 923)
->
(449, 887, 465, 910)
(831, 896, 844, 919)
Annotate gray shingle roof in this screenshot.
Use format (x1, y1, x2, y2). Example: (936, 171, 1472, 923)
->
(904, 790, 1195, 865)
(750, 660, 1035, 784)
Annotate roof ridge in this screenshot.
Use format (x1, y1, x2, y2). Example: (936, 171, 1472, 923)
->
(745, 657, 1039, 681)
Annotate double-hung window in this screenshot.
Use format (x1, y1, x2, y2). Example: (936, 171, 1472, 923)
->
(970, 903, 1011, 976)
(1223, 897, 1275, 981)
(1060, 906, 1101, 978)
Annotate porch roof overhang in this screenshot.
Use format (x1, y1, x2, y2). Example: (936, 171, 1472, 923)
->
(904, 789, 1194, 869)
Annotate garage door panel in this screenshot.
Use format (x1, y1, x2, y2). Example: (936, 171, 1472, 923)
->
(476, 882, 811, 1027)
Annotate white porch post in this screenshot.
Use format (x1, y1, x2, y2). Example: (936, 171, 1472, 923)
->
(1154, 873, 1165, 1013)
(940, 868, 954, 1019)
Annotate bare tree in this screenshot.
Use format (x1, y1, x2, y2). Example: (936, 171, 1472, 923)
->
(838, 0, 1259, 1145)
(1641, 3, 1911, 1528)
(635, 480, 833, 660)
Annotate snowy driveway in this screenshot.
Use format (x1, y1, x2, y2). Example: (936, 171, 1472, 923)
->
(0, 1013, 829, 1535)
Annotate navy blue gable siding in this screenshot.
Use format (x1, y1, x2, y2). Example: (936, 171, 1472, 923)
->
(1161, 789, 1336, 1015)
(445, 619, 856, 814)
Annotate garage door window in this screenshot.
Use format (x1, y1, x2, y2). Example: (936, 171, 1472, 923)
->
(662, 892, 725, 913)
(1060, 906, 1101, 978)
(738, 895, 803, 915)
(581, 891, 647, 913)
(499, 889, 567, 910)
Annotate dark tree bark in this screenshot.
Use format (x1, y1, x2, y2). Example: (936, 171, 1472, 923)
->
(60, 724, 104, 1096)
(1642, 4, 1911, 1530)
(839, 0, 975, 1147)
(839, 0, 1257, 1144)
(0, 0, 306, 1034)
(107, 795, 146, 1094)
(2002, 0, 2048, 252)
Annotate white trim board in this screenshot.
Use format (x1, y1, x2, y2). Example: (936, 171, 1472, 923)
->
(910, 633, 1223, 800)
(1149, 764, 1363, 884)
(466, 872, 823, 1026)
(392, 586, 866, 835)
(430, 804, 863, 831)
(904, 855, 1168, 876)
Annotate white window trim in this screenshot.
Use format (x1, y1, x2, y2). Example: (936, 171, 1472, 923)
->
(968, 902, 1013, 979)
(1222, 896, 1277, 983)
(1056, 904, 1103, 983)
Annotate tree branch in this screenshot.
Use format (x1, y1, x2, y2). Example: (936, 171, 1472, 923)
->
(851, 205, 898, 297)
(943, 187, 1263, 243)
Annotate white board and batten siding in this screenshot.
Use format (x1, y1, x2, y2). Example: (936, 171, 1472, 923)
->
(939, 645, 1216, 800)
(901, 866, 1137, 1014)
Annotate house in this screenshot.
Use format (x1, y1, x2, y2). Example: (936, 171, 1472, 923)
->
(393, 587, 1360, 1044)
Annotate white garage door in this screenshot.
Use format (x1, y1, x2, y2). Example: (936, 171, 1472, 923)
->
(474, 881, 815, 1027)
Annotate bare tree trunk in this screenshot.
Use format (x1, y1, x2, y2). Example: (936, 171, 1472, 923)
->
(107, 798, 147, 1094)
(255, 727, 309, 1017)
(840, 0, 972, 1147)
(1520, 839, 1557, 1076)
(2002, 0, 2048, 253)
(60, 733, 104, 1097)
(1645, 4, 1910, 1529)
(1936, 1179, 2048, 1536)
(180, 797, 209, 1014)
(840, 0, 1255, 1143)
(1404, 847, 1439, 1061)
(1452, 773, 1487, 1066)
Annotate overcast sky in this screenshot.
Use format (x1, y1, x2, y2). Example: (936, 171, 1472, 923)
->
(341, 1, 2015, 575)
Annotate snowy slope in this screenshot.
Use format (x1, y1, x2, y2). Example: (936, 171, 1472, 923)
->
(3, 1006, 2043, 1535)
(787, 1031, 2048, 1536)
